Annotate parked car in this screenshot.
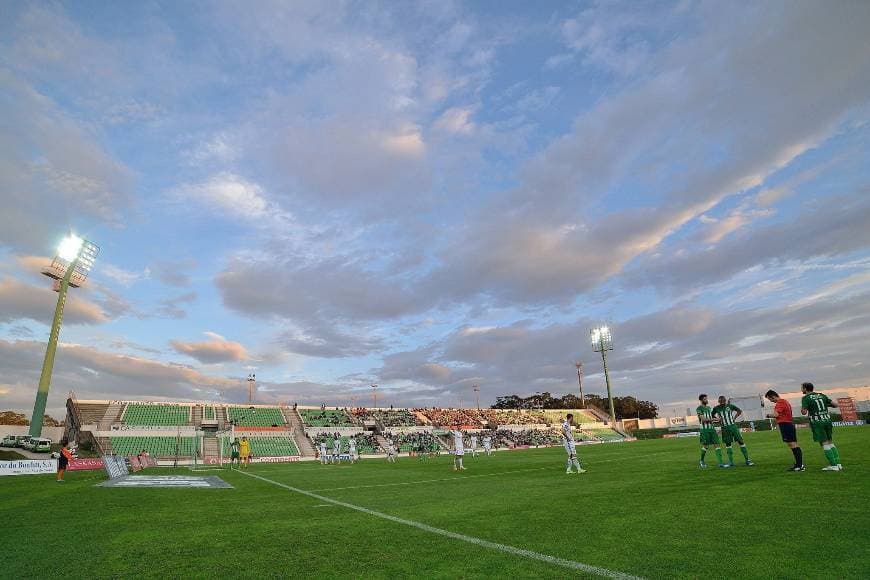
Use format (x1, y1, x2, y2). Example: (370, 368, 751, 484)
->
(13, 435, 30, 447)
(22, 437, 36, 451)
(1, 435, 17, 447)
(32, 438, 52, 453)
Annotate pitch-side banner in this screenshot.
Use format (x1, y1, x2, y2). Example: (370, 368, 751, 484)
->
(67, 458, 105, 471)
(0, 459, 57, 476)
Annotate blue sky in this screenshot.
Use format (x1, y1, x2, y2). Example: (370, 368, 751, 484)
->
(1, 1, 870, 418)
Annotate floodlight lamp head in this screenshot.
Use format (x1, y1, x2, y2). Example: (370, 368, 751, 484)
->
(590, 325, 613, 352)
(58, 235, 84, 262)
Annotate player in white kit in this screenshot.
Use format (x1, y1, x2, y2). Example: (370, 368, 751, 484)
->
(562, 414, 586, 474)
(332, 438, 342, 464)
(387, 439, 397, 463)
(483, 435, 492, 456)
(469, 435, 478, 457)
(452, 428, 466, 471)
(348, 437, 357, 464)
(319, 440, 328, 464)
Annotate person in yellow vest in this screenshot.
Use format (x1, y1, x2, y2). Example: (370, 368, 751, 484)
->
(240, 436, 251, 468)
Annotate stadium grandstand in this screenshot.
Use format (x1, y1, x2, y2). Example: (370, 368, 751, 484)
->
(62, 394, 625, 464)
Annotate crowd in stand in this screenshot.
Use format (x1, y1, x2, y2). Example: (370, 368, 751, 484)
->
(413, 408, 483, 427)
(494, 429, 562, 447)
(478, 409, 549, 425)
(299, 409, 354, 427)
(351, 408, 420, 427)
(386, 431, 440, 453)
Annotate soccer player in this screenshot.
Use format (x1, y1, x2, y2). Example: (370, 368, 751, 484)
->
(230, 437, 241, 468)
(319, 440, 329, 465)
(56, 438, 73, 482)
(712, 396, 754, 467)
(764, 390, 804, 471)
(483, 435, 492, 456)
(239, 436, 251, 468)
(451, 428, 466, 471)
(387, 439, 397, 463)
(469, 434, 478, 458)
(348, 437, 358, 464)
(561, 414, 586, 474)
(696, 394, 728, 468)
(800, 382, 843, 471)
(332, 438, 341, 464)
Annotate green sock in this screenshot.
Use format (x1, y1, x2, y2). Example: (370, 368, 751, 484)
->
(740, 445, 750, 461)
(831, 446, 840, 464)
(714, 448, 723, 464)
(700, 448, 707, 462)
(823, 448, 837, 466)
(726, 447, 734, 464)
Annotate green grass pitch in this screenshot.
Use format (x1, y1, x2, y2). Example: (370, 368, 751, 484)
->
(3, 428, 868, 579)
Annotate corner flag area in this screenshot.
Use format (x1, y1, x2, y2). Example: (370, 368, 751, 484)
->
(2, 428, 868, 579)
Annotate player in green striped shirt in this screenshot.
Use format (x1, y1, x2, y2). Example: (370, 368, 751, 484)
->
(712, 396, 754, 467)
(696, 394, 728, 468)
(800, 382, 843, 471)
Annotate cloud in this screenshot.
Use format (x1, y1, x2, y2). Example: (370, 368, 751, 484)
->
(155, 291, 197, 320)
(0, 338, 243, 415)
(417, 1, 870, 307)
(0, 277, 108, 325)
(151, 260, 196, 288)
(100, 263, 150, 287)
(628, 194, 870, 292)
(434, 107, 475, 135)
(172, 173, 271, 220)
(170, 332, 248, 364)
(0, 71, 133, 254)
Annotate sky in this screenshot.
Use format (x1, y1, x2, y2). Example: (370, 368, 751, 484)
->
(1, 0, 870, 419)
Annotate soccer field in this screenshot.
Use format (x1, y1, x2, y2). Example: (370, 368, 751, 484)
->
(3, 428, 868, 579)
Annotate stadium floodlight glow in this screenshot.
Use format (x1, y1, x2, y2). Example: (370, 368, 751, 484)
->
(590, 325, 613, 352)
(590, 324, 617, 425)
(57, 234, 84, 261)
(29, 233, 99, 438)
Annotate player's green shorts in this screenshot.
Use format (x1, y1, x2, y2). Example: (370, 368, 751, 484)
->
(699, 428, 719, 445)
(721, 425, 743, 445)
(810, 421, 833, 443)
(231, 452, 240, 459)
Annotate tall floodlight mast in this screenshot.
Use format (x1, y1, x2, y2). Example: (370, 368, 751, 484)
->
(574, 361, 585, 408)
(590, 325, 616, 425)
(30, 234, 99, 437)
(247, 374, 256, 404)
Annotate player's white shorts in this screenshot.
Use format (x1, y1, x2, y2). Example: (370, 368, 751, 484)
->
(564, 441, 576, 456)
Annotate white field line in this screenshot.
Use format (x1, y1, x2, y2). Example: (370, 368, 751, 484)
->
(237, 469, 643, 580)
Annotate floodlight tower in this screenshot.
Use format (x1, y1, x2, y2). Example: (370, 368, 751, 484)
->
(473, 384, 480, 410)
(30, 234, 99, 437)
(590, 325, 616, 425)
(247, 374, 256, 404)
(574, 361, 586, 408)
(371, 384, 378, 409)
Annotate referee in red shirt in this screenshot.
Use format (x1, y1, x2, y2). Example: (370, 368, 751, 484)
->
(764, 390, 804, 471)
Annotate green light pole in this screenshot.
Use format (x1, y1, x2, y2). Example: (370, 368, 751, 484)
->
(29, 235, 98, 438)
(590, 325, 616, 425)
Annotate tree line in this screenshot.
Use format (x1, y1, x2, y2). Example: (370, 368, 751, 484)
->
(492, 392, 659, 419)
(0, 411, 64, 426)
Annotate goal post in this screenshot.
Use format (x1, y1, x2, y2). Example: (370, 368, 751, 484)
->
(189, 428, 226, 471)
